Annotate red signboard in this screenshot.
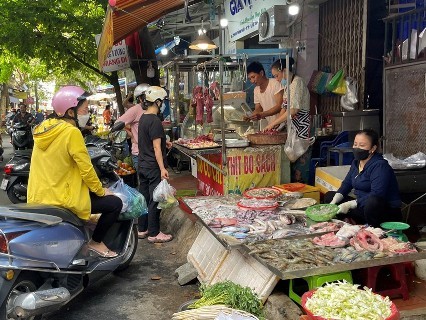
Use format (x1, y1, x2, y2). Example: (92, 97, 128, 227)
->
(196, 154, 224, 196)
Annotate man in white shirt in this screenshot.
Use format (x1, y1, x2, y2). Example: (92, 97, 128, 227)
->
(246, 61, 283, 128)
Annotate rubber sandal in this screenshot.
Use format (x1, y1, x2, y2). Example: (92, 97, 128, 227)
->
(147, 233, 173, 244)
(88, 247, 118, 258)
(138, 231, 149, 239)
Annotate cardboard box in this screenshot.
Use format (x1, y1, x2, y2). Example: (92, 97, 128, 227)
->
(315, 166, 350, 194)
(274, 183, 321, 203)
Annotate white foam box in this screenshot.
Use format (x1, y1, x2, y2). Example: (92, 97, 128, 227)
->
(210, 248, 280, 303)
(187, 227, 229, 283)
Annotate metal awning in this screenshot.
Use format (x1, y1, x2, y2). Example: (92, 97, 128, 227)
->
(97, 0, 185, 69)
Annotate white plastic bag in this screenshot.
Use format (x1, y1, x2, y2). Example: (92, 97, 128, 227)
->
(108, 179, 129, 213)
(340, 77, 358, 111)
(284, 123, 315, 162)
(153, 179, 178, 209)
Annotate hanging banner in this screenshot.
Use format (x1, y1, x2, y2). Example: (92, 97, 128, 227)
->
(97, 9, 114, 70)
(224, 0, 284, 41)
(197, 154, 224, 196)
(95, 34, 130, 73)
(226, 146, 281, 194)
(196, 146, 282, 196)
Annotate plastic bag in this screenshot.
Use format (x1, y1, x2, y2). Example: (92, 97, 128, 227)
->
(332, 77, 347, 95)
(109, 179, 148, 220)
(153, 179, 178, 209)
(326, 69, 344, 92)
(284, 123, 315, 162)
(119, 184, 147, 221)
(340, 77, 358, 111)
(109, 179, 129, 213)
(384, 152, 426, 170)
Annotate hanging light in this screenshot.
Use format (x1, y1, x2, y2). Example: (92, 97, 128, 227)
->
(288, 4, 300, 15)
(189, 34, 217, 50)
(161, 48, 168, 55)
(189, 19, 217, 51)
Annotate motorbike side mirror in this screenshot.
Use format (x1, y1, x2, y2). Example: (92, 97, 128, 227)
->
(111, 130, 127, 144)
(111, 121, 125, 133)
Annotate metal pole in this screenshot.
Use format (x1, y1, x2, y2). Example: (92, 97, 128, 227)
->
(218, 7, 226, 170)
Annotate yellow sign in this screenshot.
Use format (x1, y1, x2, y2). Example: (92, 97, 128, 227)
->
(98, 9, 114, 70)
(14, 92, 28, 99)
(226, 147, 281, 194)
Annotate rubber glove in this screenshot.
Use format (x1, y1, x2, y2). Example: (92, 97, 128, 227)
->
(337, 200, 357, 214)
(330, 192, 344, 205)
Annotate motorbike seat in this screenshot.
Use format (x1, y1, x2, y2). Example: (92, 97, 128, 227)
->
(11, 204, 84, 227)
(14, 149, 33, 157)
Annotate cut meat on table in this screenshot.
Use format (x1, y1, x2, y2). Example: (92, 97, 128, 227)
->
(312, 232, 348, 247)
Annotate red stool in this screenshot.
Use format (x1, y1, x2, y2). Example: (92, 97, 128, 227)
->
(365, 263, 412, 300)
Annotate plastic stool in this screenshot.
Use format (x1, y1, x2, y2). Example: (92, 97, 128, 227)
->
(365, 263, 410, 300)
(289, 271, 353, 305)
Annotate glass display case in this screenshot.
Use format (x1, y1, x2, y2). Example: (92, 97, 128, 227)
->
(180, 91, 259, 139)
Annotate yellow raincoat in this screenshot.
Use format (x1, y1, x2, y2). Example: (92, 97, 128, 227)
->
(27, 118, 105, 220)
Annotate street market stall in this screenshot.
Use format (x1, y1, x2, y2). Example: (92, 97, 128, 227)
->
(179, 187, 426, 309)
(168, 54, 292, 195)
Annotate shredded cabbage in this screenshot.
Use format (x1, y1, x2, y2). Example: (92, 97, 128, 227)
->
(305, 281, 393, 320)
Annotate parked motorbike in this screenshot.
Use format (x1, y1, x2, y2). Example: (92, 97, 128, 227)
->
(0, 122, 139, 319)
(11, 123, 33, 150)
(2, 127, 128, 204)
(1, 149, 31, 203)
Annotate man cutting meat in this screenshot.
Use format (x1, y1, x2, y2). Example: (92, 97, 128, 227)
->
(245, 61, 283, 129)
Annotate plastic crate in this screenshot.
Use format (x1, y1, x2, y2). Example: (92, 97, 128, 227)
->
(210, 248, 279, 303)
(187, 227, 229, 283)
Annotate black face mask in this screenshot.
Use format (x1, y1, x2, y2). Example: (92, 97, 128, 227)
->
(353, 148, 371, 161)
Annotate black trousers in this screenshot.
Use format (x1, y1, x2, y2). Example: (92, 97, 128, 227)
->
(90, 193, 122, 243)
(138, 167, 162, 237)
(324, 191, 402, 227)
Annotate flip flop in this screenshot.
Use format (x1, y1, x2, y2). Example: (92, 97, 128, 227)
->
(147, 233, 173, 244)
(88, 247, 118, 258)
(138, 231, 149, 239)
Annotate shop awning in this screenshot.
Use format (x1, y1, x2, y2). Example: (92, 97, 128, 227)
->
(97, 0, 185, 69)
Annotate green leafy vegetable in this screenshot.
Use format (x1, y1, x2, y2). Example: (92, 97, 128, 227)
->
(189, 281, 264, 319)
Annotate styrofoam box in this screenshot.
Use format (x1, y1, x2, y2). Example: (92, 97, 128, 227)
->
(210, 248, 280, 303)
(187, 227, 229, 283)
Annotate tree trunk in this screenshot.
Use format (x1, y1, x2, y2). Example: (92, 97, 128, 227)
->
(0, 83, 9, 127)
(110, 71, 124, 116)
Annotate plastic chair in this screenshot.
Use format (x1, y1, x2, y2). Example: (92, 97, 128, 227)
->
(289, 271, 353, 305)
(327, 141, 354, 166)
(309, 131, 352, 185)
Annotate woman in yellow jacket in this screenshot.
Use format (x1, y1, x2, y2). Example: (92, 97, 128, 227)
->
(28, 86, 122, 258)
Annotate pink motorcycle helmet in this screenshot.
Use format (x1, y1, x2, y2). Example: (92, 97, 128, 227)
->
(51, 86, 89, 117)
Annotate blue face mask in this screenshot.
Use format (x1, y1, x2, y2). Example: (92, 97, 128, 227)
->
(281, 79, 287, 87)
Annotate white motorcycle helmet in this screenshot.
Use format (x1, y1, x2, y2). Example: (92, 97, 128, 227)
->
(145, 86, 167, 103)
(133, 83, 150, 101)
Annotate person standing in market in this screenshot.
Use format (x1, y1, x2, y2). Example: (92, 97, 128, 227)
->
(103, 104, 112, 127)
(35, 109, 45, 125)
(13, 103, 35, 126)
(245, 61, 283, 129)
(137, 86, 173, 243)
(325, 129, 402, 227)
(115, 83, 150, 174)
(264, 58, 313, 183)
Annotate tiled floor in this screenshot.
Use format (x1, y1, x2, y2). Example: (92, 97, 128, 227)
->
(168, 169, 426, 315)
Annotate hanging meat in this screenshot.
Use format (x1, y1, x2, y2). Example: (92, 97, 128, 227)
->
(209, 81, 220, 100)
(192, 86, 204, 125)
(204, 87, 213, 123)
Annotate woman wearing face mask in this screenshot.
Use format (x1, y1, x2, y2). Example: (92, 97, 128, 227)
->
(325, 129, 402, 227)
(264, 58, 310, 133)
(28, 86, 122, 258)
(264, 58, 312, 183)
(76, 103, 94, 136)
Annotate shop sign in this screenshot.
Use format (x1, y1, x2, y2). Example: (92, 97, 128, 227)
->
(97, 9, 114, 70)
(226, 148, 281, 194)
(224, 0, 284, 41)
(197, 154, 224, 196)
(96, 34, 130, 73)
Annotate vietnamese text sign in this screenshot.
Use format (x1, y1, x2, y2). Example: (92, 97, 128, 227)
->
(96, 34, 130, 73)
(197, 154, 224, 196)
(224, 0, 284, 41)
(227, 147, 281, 194)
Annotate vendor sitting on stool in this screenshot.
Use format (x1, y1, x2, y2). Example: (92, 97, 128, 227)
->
(324, 129, 402, 227)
